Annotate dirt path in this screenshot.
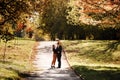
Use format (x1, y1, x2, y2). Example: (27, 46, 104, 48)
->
(27, 41, 81, 80)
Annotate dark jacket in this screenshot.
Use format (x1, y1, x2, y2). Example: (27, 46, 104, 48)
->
(56, 45, 62, 54)
(53, 47, 57, 54)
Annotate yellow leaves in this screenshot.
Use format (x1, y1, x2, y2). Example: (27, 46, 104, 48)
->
(0, 15, 4, 23)
(67, 0, 120, 28)
(2, 23, 14, 34)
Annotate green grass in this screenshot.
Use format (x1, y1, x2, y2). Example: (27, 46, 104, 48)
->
(62, 40, 120, 80)
(0, 39, 35, 80)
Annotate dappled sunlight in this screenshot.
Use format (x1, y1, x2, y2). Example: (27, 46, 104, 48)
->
(28, 67, 78, 80)
(63, 40, 120, 80)
(64, 40, 120, 63)
(0, 39, 35, 80)
(0, 0, 120, 80)
(68, 57, 120, 71)
(0, 68, 19, 79)
(0, 61, 30, 80)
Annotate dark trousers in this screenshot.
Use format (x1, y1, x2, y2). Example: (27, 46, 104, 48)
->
(57, 53, 61, 68)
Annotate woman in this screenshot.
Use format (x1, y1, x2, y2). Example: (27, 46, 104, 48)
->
(51, 44, 57, 68)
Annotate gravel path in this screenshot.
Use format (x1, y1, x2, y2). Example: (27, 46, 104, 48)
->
(27, 41, 81, 80)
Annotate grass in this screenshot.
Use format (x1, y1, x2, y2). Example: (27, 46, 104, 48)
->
(0, 38, 36, 80)
(62, 40, 120, 80)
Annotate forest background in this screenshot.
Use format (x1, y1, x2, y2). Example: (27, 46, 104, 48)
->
(0, 0, 120, 80)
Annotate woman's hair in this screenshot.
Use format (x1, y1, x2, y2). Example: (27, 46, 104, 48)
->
(57, 41, 62, 45)
(52, 44, 55, 47)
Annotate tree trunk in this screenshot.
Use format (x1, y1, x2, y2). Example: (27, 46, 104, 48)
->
(3, 41, 7, 63)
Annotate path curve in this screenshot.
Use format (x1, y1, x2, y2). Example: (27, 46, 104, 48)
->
(27, 41, 81, 80)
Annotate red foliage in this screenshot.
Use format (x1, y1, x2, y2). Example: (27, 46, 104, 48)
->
(16, 22, 26, 31)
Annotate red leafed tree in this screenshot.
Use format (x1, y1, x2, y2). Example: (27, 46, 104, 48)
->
(15, 22, 26, 37)
(16, 23, 24, 31)
(67, 0, 120, 29)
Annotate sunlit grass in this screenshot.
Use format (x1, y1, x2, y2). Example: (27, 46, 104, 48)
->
(0, 68, 19, 79)
(0, 39, 35, 80)
(63, 40, 120, 80)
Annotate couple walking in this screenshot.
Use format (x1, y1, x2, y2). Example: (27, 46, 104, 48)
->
(51, 40, 64, 68)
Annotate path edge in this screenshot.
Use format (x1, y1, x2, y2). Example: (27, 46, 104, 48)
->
(64, 52, 84, 80)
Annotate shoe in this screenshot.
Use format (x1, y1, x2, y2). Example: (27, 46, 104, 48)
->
(51, 66, 55, 68)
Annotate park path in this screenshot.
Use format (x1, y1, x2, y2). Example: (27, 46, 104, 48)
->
(27, 41, 81, 80)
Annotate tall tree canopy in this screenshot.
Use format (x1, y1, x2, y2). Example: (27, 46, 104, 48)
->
(39, 0, 68, 40)
(67, 0, 120, 29)
(0, 0, 41, 40)
(0, 0, 30, 26)
(0, 0, 43, 30)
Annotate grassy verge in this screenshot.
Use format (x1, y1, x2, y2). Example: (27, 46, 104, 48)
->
(0, 39, 35, 80)
(63, 40, 120, 80)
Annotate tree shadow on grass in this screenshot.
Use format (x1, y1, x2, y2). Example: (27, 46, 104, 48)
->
(0, 76, 15, 80)
(103, 41, 120, 53)
(72, 65, 120, 80)
(0, 60, 31, 80)
(0, 68, 30, 80)
(4, 67, 31, 79)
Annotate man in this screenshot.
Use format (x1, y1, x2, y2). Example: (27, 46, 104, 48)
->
(56, 40, 64, 68)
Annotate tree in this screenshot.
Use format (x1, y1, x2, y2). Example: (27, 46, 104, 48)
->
(0, 0, 31, 25)
(0, 0, 38, 62)
(39, 0, 68, 40)
(0, 0, 31, 40)
(67, 0, 120, 29)
(1, 23, 14, 62)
